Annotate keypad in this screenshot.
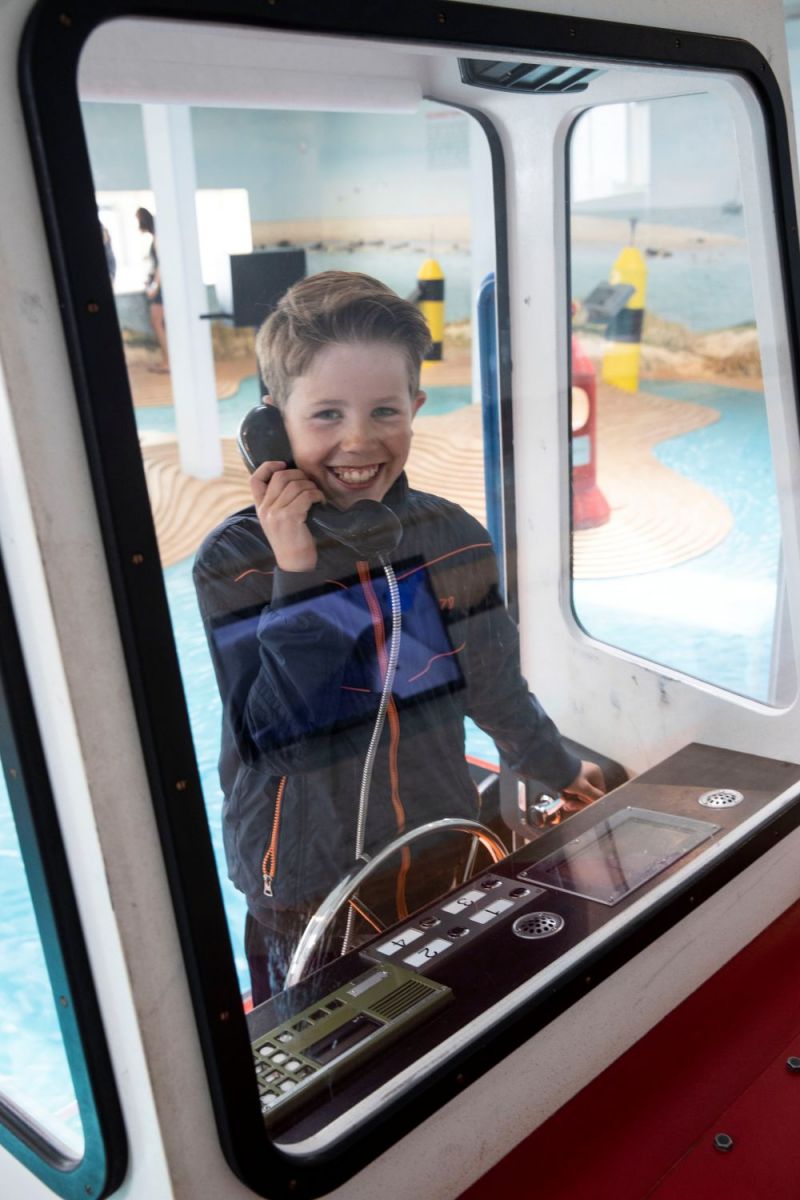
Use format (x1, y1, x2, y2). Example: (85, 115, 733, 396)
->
(253, 1038, 320, 1113)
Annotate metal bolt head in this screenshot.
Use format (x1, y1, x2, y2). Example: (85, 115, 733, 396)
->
(714, 1132, 734, 1152)
(787, 1056, 800, 1073)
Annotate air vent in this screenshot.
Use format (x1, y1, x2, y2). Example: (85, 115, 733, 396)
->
(512, 912, 565, 940)
(368, 979, 436, 1021)
(698, 789, 744, 809)
(459, 59, 605, 94)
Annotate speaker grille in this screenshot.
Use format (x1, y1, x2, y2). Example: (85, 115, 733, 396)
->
(512, 912, 565, 940)
(368, 979, 436, 1021)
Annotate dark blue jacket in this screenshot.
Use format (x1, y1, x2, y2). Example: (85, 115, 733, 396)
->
(193, 476, 580, 925)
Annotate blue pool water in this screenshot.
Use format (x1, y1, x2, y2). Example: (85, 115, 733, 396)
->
(574, 381, 780, 700)
(0, 772, 84, 1153)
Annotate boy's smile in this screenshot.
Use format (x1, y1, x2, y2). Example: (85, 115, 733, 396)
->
(279, 341, 425, 509)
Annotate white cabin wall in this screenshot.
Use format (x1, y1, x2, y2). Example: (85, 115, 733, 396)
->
(0, 2, 256, 1196)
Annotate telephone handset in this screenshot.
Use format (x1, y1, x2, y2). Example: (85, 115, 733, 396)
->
(237, 404, 402, 559)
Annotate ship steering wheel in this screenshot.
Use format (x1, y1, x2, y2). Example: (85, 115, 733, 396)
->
(284, 817, 508, 988)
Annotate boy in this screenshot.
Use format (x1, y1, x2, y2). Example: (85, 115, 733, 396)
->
(194, 271, 604, 1004)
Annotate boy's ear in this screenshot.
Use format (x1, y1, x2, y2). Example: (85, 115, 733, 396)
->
(412, 390, 426, 416)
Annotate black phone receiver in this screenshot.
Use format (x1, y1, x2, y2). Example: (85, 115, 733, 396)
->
(237, 404, 402, 559)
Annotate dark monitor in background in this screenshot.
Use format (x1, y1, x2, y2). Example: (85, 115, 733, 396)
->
(230, 248, 307, 328)
(581, 281, 635, 325)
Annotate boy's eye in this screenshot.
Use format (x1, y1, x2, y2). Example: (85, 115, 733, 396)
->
(312, 408, 342, 421)
(373, 406, 401, 418)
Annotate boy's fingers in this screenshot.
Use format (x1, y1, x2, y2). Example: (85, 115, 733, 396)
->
(265, 474, 324, 510)
(249, 460, 287, 503)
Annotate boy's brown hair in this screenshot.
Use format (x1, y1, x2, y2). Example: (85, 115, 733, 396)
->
(255, 270, 432, 407)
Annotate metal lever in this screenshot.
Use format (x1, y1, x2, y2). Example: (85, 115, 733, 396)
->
(525, 791, 567, 829)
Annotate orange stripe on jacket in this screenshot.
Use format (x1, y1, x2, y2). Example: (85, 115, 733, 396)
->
(395, 542, 492, 581)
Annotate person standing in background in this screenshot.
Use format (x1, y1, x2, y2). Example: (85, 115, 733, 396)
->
(136, 206, 170, 374)
(100, 216, 116, 283)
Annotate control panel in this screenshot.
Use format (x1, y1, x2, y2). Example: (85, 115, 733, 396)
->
(251, 961, 450, 1123)
(366, 873, 544, 970)
(247, 744, 800, 1148)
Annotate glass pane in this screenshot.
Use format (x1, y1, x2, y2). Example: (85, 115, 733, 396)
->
(83, 95, 487, 997)
(0, 757, 84, 1159)
(569, 93, 793, 704)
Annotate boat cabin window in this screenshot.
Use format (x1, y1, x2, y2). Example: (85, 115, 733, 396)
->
(569, 91, 797, 705)
(79, 97, 493, 973)
(0, 551, 123, 1197)
(21, 4, 800, 1194)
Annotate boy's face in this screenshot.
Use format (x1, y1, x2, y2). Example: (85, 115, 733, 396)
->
(279, 341, 425, 509)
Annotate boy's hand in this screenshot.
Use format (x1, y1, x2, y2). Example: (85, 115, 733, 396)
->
(561, 760, 606, 812)
(251, 461, 325, 573)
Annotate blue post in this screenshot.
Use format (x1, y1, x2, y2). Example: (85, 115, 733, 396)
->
(476, 272, 505, 597)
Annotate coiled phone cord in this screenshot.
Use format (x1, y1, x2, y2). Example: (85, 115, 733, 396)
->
(343, 557, 402, 954)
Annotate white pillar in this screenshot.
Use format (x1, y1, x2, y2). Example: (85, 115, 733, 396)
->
(141, 104, 222, 478)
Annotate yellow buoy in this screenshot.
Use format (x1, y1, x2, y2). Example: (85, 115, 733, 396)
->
(601, 240, 647, 393)
(417, 258, 444, 361)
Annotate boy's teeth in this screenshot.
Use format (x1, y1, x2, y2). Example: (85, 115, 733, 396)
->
(332, 465, 380, 483)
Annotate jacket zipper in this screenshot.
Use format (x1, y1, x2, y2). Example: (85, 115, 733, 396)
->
(261, 776, 287, 897)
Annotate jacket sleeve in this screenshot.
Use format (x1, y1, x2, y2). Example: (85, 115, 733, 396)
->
(194, 532, 373, 777)
(451, 532, 581, 792)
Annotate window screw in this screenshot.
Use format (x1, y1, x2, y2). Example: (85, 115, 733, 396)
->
(59, 13, 72, 27)
(714, 1132, 734, 1152)
(675, 38, 682, 48)
(176, 779, 188, 792)
(86, 302, 99, 314)
(786, 1056, 800, 1073)
(569, 27, 576, 37)
(219, 1010, 230, 1022)
(437, 11, 446, 23)
(59, 995, 69, 1008)
(131, 553, 144, 565)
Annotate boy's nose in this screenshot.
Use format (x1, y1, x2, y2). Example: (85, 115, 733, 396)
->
(340, 420, 374, 452)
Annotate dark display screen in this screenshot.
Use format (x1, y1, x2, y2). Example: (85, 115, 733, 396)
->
(520, 808, 718, 905)
(307, 1015, 382, 1066)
